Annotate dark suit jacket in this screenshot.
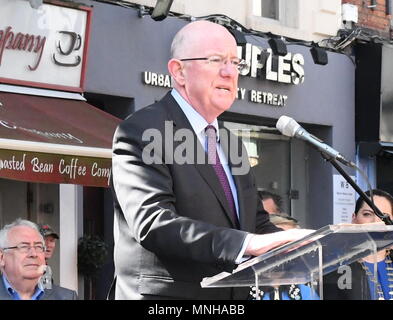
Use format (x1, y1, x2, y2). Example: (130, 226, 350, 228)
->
(323, 261, 370, 300)
(111, 92, 280, 299)
(322, 252, 393, 300)
(0, 280, 77, 300)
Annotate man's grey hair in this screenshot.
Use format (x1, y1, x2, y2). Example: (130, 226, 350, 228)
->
(0, 218, 42, 249)
(170, 29, 185, 59)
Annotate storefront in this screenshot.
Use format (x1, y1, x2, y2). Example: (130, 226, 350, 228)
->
(0, 0, 355, 299)
(0, 0, 120, 297)
(82, 0, 356, 229)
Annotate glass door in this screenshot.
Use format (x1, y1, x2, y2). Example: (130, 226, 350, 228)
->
(222, 120, 309, 225)
(222, 121, 291, 214)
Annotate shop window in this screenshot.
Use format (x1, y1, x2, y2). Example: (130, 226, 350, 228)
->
(222, 121, 291, 214)
(250, 0, 299, 30)
(253, 0, 280, 20)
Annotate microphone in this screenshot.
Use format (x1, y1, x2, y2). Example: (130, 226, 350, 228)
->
(276, 115, 355, 167)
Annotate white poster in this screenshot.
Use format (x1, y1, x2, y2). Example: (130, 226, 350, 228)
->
(333, 174, 356, 224)
(0, 0, 89, 91)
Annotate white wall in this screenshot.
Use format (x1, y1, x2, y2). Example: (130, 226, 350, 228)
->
(126, 0, 342, 42)
(59, 184, 83, 296)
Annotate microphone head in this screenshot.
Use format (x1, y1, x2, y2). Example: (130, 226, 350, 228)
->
(276, 116, 301, 137)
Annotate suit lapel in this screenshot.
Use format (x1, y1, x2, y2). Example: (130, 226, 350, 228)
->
(162, 93, 238, 228)
(0, 279, 12, 300)
(232, 171, 253, 231)
(220, 126, 244, 229)
(220, 125, 254, 231)
(42, 288, 53, 300)
(194, 154, 236, 228)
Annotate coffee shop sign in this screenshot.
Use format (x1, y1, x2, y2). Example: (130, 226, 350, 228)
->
(0, 152, 111, 187)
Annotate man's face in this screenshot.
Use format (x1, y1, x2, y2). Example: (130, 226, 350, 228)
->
(44, 235, 57, 260)
(179, 28, 239, 122)
(352, 195, 393, 224)
(0, 226, 46, 284)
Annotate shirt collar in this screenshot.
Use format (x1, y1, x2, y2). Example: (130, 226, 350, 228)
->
(2, 274, 44, 300)
(171, 89, 219, 140)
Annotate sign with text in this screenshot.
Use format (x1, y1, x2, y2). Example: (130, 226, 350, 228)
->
(0, 0, 91, 92)
(142, 71, 289, 107)
(333, 174, 356, 224)
(0, 149, 111, 187)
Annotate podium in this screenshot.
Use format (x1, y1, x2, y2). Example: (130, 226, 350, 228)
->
(201, 224, 393, 300)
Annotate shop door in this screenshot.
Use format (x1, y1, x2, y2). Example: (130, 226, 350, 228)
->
(222, 121, 308, 224)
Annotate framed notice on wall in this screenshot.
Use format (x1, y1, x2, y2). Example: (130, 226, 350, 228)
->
(0, 0, 91, 92)
(333, 174, 356, 224)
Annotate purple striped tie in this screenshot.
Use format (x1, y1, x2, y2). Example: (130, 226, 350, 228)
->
(205, 125, 239, 227)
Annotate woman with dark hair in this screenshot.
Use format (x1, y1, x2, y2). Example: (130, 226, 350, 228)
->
(351, 189, 393, 300)
(353, 189, 393, 223)
(324, 189, 393, 300)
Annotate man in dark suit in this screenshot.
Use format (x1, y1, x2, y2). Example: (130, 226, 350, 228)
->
(111, 20, 312, 300)
(0, 219, 77, 300)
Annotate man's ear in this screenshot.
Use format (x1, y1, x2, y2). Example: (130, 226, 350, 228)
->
(168, 59, 186, 86)
(351, 213, 356, 223)
(0, 250, 5, 268)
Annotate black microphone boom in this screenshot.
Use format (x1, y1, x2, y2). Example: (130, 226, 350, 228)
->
(276, 117, 392, 224)
(276, 115, 355, 168)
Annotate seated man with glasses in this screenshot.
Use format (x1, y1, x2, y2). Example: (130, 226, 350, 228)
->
(0, 218, 77, 300)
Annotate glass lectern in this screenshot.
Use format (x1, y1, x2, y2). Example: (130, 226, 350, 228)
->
(201, 224, 393, 300)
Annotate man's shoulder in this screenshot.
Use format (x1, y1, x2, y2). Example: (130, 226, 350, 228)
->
(126, 91, 175, 123)
(43, 284, 77, 300)
(115, 91, 182, 139)
(0, 277, 11, 300)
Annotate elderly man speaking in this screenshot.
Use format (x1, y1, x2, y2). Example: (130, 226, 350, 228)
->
(110, 20, 313, 300)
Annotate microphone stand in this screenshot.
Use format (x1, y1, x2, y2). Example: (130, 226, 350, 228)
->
(320, 152, 393, 225)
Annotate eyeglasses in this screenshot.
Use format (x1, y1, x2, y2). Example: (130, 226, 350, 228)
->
(180, 56, 249, 73)
(2, 243, 46, 254)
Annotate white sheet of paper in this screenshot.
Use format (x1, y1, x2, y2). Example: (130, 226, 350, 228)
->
(333, 174, 356, 224)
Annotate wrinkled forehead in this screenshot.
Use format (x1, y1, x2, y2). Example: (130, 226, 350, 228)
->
(8, 226, 43, 244)
(174, 22, 237, 57)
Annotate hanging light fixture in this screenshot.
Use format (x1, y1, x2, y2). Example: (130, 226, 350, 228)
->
(310, 45, 328, 65)
(268, 38, 287, 56)
(151, 0, 174, 21)
(28, 0, 43, 9)
(228, 28, 247, 46)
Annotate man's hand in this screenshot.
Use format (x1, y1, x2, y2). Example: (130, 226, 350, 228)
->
(245, 228, 315, 257)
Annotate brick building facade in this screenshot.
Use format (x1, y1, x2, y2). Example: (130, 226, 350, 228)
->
(343, 0, 392, 38)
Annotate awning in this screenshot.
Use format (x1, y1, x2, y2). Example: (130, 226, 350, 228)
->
(0, 92, 121, 187)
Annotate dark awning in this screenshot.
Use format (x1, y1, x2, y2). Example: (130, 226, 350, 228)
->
(0, 92, 121, 187)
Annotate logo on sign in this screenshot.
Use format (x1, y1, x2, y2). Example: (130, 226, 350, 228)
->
(53, 31, 82, 67)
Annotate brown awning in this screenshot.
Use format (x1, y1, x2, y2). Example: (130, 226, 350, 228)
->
(0, 92, 121, 187)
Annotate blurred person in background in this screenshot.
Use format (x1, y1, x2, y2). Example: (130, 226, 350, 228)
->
(258, 190, 283, 214)
(38, 223, 59, 289)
